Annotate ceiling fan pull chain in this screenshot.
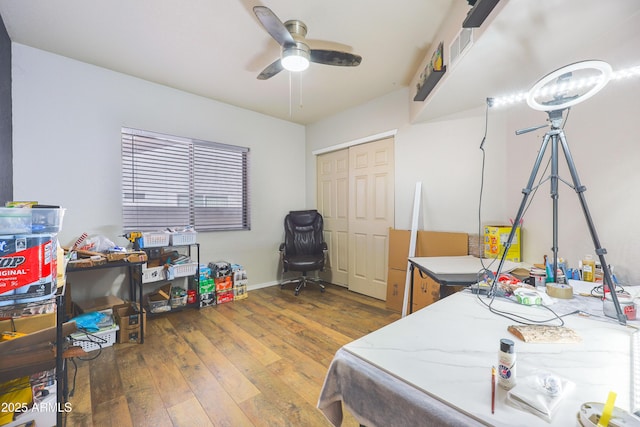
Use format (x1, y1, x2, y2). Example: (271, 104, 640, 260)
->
(299, 73, 303, 109)
(289, 71, 292, 117)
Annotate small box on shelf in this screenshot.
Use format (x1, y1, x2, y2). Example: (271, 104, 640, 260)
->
(113, 303, 146, 344)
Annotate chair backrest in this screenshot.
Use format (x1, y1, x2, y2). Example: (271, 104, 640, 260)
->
(283, 210, 324, 257)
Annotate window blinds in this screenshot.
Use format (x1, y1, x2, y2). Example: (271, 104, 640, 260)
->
(122, 127, 250, 232)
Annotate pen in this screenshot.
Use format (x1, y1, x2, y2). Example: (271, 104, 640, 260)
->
(491, 366, 496, 414)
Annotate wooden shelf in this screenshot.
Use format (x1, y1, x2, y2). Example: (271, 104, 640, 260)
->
(413, 66, 447, 102)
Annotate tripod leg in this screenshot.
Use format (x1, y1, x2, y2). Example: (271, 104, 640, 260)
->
(490, 133, 552, 295)
(559, 131, 626, 325)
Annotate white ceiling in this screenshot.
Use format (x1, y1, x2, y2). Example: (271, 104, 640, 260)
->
(1, 1, 639, 126)
(0, 0, 457, 125)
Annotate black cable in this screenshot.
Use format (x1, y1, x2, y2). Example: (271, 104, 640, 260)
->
(69, 358, 78, 397)
(474, 101, 572, 327)
(475, 289, 567, 326)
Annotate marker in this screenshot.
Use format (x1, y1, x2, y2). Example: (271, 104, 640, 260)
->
(491, 366, 496, 414)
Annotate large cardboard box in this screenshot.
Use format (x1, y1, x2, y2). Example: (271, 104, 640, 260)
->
(113, 303, 146, 344)
(484, 225, 522, 262)
(386, 268, 447, 313)
(386, 268, 408, 313)
(388, 229, 411, 270)
(412, 269, 440, 309)
(386, 229, 469, 312)
(416, 231, 469, 257)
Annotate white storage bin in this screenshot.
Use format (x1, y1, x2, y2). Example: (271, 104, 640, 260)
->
(139, 232, 170, 248)
(142, 265, 165, 283)
(69, 325, 119, 352)
(173, 262, 198, 278)
(170, 231, 197, 246)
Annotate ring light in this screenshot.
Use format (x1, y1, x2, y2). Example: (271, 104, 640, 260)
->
(526, 60, 612, 111)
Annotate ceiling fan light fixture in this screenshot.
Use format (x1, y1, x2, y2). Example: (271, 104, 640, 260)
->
(281, 44, 310, 72)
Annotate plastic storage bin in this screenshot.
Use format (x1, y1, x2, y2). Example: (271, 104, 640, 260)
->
(0, 208, 32, 234)
(31, 207, 65, 233)
(138, 232, 170, 248)
(169, 231, 197, 246)
(141, 265, 165, 283)
(69, 325, 119, 352)
(173, 262, 198, 278)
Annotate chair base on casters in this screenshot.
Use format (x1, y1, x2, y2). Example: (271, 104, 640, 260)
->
(280, 272, 326, 296)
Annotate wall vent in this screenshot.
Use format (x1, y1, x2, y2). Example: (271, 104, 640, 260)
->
(449, 27, 473, 68)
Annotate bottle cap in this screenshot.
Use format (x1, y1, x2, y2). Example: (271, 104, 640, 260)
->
(500, 338, 515, 353)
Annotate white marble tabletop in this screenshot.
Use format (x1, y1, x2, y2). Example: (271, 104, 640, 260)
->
(342, 289, 638, 426)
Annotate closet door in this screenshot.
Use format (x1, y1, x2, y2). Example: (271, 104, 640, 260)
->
(317, 148, 349, 286)
(348, 137, 394, 299)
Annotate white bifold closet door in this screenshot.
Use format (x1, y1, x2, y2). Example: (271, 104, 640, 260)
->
(317, 137, 394, 300)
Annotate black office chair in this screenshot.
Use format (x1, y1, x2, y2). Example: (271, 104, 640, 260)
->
(279, 210, 328, 296)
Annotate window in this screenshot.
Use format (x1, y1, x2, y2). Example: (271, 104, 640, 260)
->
(122, 128, 250, 232)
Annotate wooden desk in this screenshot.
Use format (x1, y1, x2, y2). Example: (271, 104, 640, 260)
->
(319, 289, 637, 426)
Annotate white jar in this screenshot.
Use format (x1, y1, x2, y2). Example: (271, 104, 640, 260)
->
(498, 338, 516, 390)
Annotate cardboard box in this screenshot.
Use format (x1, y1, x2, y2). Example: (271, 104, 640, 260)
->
(113, 303, 146, 344)
(416, 231, 468, 257)
(216, 289, 234, 304)
(215, 276, 232, 291)
(77, 295, 125, 313)
(233, 282, 248, 300)
(386, 229, 469, 313)
(484, 225, 522, 262)
(388, 229, 411, 270)
(385, 268, 409, 313)
(386, 268, 442, 313)
(388, 229, 469, 271)
(0, 312, 56, 335)
(200, 292, 215, 308)
(412, 268, 440, 310)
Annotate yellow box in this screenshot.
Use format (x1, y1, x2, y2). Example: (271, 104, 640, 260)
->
(484, 225, 522, 262)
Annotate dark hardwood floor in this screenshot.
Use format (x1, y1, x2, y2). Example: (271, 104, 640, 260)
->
(63, 283, 401, 427)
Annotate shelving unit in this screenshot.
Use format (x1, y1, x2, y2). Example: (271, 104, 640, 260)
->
(413, 67, 447, 102)
(134, 243, 200, 343)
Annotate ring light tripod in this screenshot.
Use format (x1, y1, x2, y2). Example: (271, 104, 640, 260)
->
(490, 60, 627, 325)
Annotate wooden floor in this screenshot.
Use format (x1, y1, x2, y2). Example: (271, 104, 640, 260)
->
(63, 283, 401, 427)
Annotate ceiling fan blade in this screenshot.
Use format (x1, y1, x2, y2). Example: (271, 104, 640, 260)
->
(257, 58, 284, 80)
(253, 6, 295, 47)
(310, 50, 362, 67)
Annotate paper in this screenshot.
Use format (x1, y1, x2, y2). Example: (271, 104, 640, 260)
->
(506, 371, 575, 422)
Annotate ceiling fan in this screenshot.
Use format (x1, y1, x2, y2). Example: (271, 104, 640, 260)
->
(253, 6, 362, 80)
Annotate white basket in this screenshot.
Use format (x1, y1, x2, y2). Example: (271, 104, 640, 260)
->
(140, 232, 170, 248)
(70, 325, 119, 352)
(170, 231, 197, 246)
(173, 262, 198, 278)
(142, 266, 165, 283)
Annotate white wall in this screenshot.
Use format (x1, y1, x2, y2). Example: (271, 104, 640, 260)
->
(11, 43, 306, 301)
(307, 79, 640, 287)
(306, 88, 508, 235)
(504, 79, 640, 285)
(307, 0, 640, 290)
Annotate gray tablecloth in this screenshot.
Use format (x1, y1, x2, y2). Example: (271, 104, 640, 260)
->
(318, 347, 488, 427)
